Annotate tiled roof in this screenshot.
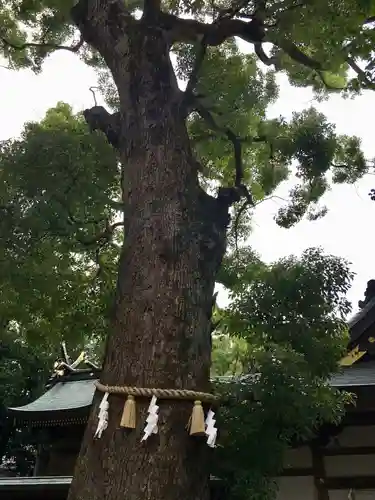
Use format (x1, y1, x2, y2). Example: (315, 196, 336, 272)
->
(8, 379, 96, 414)
(0, 475, 221, 490)
(348, 296, 375, 344)
(330, 361, 375, 387)
(0, 477, 72, 487)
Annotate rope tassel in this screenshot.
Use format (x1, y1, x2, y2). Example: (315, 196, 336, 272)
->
(189, 400, 206, 436)
(120, 395, 136, 429)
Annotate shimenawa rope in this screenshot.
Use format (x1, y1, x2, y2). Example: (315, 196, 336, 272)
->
(94, 380, 219, 435)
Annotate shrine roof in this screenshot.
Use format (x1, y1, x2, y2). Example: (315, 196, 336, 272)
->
(0, 476, 71, 499)
(0, 476, 72, 487)
(348, 296, 375, 345)
(329, 360, 375, 388)
(0, 475, 221, 496)
(8, 371, 98, 422)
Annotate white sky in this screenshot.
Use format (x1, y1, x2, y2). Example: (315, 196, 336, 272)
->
(1, 50, 374, 313)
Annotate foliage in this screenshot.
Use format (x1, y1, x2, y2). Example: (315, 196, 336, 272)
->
(214, 247, 354, 499)
(211, 334, 248, 377)
(1, 0, 374, 87)
(97, 44, 371, 233)
(0, 102, 119, 350)
(0, 328, 55, 475)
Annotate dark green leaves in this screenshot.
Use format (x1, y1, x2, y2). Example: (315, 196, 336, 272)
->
(0, 103, 120, 349)
(215, 248, 353, 499)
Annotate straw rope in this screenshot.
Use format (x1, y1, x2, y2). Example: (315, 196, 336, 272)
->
(95, 380, 219, 404)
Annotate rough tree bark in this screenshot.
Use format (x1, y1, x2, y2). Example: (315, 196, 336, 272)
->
(67, 1, 234, 500)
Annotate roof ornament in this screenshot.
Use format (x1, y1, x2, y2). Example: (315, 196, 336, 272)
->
(358, 279, 375, 309)
(52, 342, 100, 379)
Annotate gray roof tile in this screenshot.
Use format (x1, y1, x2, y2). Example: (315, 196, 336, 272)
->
(330, 361, 375, 387)
(8, 379, 96, 413)
(0, 477, 72, 487)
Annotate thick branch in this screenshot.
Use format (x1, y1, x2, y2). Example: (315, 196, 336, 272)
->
(107, 198, 125, 211)
(194, 101, 243, 185)
(143, 0, 161, 19)
(83, 106, 122, 149)
(254, 42, 279, 67)
(184, 0, 251, 101)
(161, 13, 265, 46)
(193, 100, 254, 207)
(274, 38, 324, 71)
(162, 13, 325, 72)
(77, 221, 124, 246)
(1, 35, 84, 54)
(346, 56, 375, 90)
(184, 37, 208, 99)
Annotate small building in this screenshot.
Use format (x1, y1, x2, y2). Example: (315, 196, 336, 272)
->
(0, 358, 224, 500)
(279, 281, 375, 500)
(2, 282, 375, 500)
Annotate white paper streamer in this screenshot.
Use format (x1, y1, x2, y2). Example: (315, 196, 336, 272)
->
(94, 392, 109, 439)
(141, 395, 159, 442)
(205, 409, 217, 448)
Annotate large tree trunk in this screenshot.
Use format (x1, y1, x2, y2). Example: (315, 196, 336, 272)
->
(68, 2, 230, 500)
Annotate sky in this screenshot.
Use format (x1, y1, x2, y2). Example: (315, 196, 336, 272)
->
(1, 50, 374, 314)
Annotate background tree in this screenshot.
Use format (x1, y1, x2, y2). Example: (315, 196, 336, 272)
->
(213, 248, 354, 500)
(0, 103, 119, 350)
(1, 2, 374, 500)
(0, 328, 54, 475)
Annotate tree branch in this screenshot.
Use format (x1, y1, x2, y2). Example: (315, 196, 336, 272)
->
(83, 106, 122, 149)
(184, 0, 250, 102)
(266, 1, 303, 17)
(216, 0, 255, 21)
(184, 36, 208, 100)
(1, 35, 84, 54)
(160, 13, 265, 46)
(89, 86, 100, 106)
(194, 101, 243, 186)
(275, 38, 324, 71)
(193, 99, 254, 208)
(254, 42, 279, 67)
(346, 56, 375, 90)
(77, 220, 124, 246)
(143, 0, 161, 19)
(192, 130, 267, 145)
(107, 198, 125, 211)
(233, 199, 251, 254)
(160, 12, 325, 71)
